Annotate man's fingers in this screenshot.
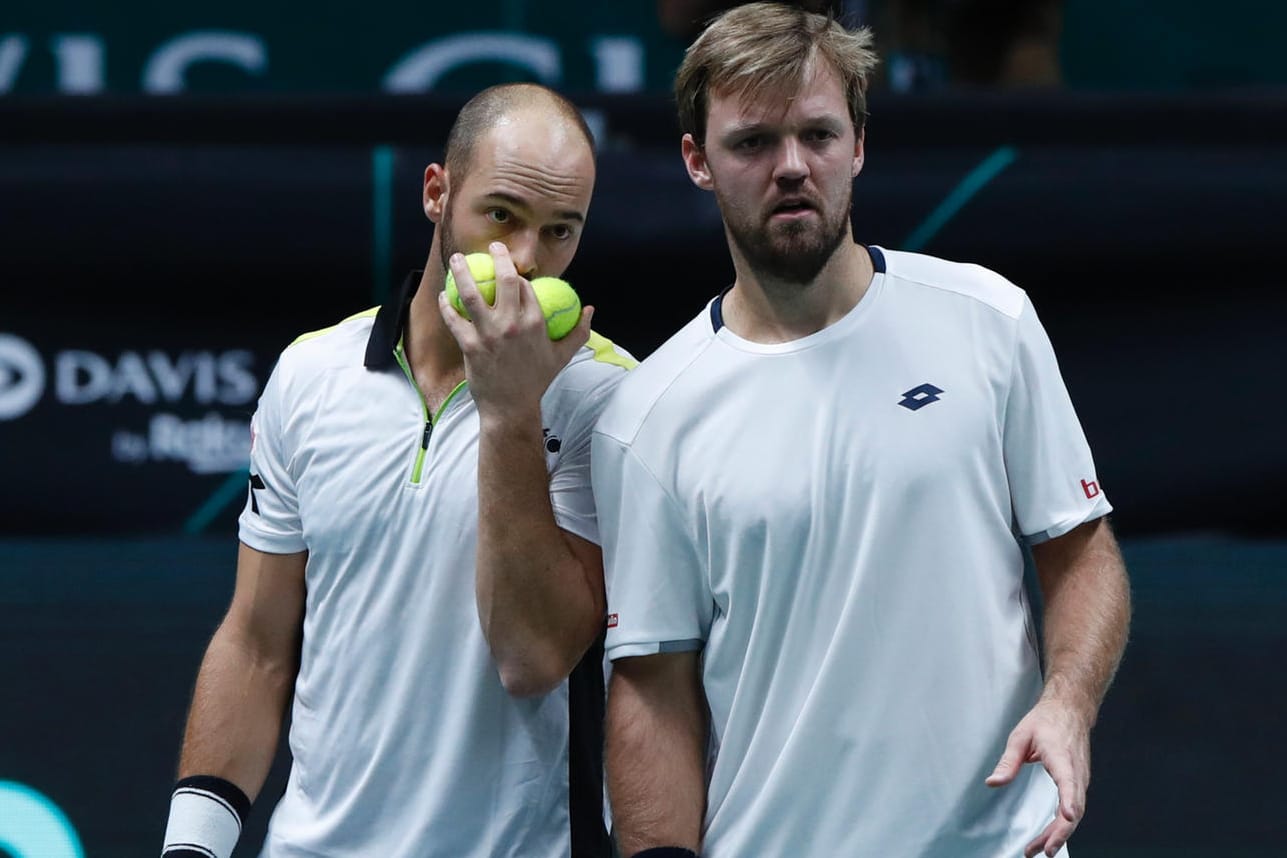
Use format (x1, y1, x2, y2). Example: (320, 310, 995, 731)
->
(1041, 746, 1085, 824)
(1024, 826, 1050, 858)
(552, 306, 594, 363)
(489, 242, 523, 312)
(438, 290, 476, 346)
(449, 253, 487, 316)
(1061, 788, 1083, 822)
(1023, 813, 1077, 858)
(985, 732, 1030, 787)
(488, 241, 517, 280)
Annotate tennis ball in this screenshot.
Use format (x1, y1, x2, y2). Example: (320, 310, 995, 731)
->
(444, 252, 497, 318)
(531, 277, 582, 340)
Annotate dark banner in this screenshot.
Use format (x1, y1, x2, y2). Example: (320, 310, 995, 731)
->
(3, 93, 1287, 538)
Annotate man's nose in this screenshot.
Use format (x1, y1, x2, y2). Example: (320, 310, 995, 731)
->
(506, 230, 539, 278)
(773, 137, 809, 182)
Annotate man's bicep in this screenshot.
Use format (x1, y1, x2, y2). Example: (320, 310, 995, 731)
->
(224, 542, 307, 660)
(240, 365, 305, 552)
(610, 651, 703, 707)
(593, 433, 711, 655)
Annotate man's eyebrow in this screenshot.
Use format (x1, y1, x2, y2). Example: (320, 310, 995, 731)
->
(723, 114, 847, 138)
(482, 192, 584, 223)
(723, 121, 769, 137)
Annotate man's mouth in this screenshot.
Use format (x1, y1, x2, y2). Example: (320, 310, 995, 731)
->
(770, 199, 816, 218)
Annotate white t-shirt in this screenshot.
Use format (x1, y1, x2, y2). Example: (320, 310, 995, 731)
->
(592, 246, 1110, 858)
(240, 272, 635, 858)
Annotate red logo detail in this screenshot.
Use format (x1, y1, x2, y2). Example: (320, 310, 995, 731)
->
(1081, 478, 1100, 499)
(606, 613, 619, 628)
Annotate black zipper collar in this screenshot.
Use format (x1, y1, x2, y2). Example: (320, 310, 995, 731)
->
(364, 269, 423, 369)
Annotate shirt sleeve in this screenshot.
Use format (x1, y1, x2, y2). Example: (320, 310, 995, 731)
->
(591, 431, 711, 660)
(1003, 295, 1114, 543)
(238, 359, 306, 554)
(547, 369, 626, 545)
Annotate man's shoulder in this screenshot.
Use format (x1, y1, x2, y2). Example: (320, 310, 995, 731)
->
(880, 248, 1028, 320)
(548, 328, 639, 402)
(568, 329, 640, 375)
(272, 307, 380, 375)
(595, 306, 717, 444)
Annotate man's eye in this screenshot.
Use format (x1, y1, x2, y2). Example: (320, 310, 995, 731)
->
(736, 135, 764, 151)
(549, 224, 573, 240)
(487, 209, 510, 224)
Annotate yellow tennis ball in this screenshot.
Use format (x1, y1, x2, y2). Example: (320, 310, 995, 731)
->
(531, 276, 582, 340)
(444, 252, 496, 318)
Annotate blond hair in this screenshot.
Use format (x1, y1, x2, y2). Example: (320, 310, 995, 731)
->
(674, 1, 880, 145)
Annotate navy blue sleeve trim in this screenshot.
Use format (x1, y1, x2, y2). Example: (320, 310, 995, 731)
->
(631, 849, 699, 858)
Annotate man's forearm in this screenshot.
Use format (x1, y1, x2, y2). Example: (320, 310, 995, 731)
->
(1033, 516, 1132, 724)
(607, 654, 707, 857)
(476, 413, 605, 696)
(178, 629, 296, 801)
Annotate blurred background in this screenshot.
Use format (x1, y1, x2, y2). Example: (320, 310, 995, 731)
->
(1, 0, 1285, 855)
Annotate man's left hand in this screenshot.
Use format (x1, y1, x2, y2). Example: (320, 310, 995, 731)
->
(985, 697, 1091, 858)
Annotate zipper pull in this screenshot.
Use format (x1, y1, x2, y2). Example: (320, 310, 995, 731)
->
(421, 420, 432, 450)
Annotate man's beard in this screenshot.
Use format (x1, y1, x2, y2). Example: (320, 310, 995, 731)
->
(721, 189, 852, 287)
(438, 205, 462, 278)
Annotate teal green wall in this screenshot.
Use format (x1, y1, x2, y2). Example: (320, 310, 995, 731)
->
(1062, 0, 1287, 89)
(1, 1, 687, 94)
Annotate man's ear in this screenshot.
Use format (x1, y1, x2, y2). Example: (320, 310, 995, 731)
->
(424, 163, 448, 223)
(681, 134, 714, 191)
(853, 126, 865, 178)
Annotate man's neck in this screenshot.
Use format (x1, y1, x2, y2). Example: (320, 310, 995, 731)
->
(722, 241, 874, 344)
(403, 262, 467, 393)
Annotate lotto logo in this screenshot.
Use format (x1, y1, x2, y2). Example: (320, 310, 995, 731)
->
(898, 382, 944, 411)
(1081, 478, 1100, 499)
(606, 613, 619, 628)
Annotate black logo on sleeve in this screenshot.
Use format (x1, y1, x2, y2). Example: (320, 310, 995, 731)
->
(248, 473, 267, 514)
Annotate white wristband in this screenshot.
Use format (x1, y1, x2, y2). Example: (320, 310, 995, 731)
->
(161, 776, 249, 858)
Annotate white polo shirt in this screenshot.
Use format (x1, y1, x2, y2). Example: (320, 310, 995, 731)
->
(240, 271, 635, 858)
(593, 246, 1111, 858)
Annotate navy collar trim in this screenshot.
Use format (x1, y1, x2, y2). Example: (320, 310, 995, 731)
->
(709, 244, 886, 333)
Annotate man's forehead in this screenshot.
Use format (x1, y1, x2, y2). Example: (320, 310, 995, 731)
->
(708, 64, 848, 129)
(710, 88, 846, 131)
(457, 139, 593, 216)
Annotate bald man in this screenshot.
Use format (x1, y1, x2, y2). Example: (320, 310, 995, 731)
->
(160, 83, 635, 858)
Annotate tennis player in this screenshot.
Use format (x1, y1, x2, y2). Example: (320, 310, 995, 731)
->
(161, 82, 634, 858)
(592, 5, 1131, 857)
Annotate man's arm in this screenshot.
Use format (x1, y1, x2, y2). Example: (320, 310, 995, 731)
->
(986, 515, 1131, 858)
(440, 244, 604, 697)
(475, 416, 607, 696)
(177, 542, 306, 796)
(607, 652, 707, 857)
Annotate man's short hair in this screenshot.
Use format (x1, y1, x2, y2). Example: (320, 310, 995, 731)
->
(443, 83, 596, 178)
(674, 1, 880, 145)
